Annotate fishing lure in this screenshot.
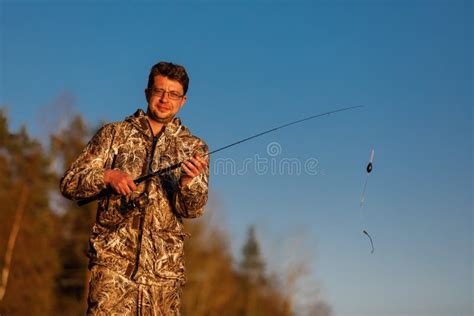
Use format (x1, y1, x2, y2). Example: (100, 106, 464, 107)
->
(360, 148, 374, 208)
(363, 230, 374, 254)
(360, 148, 375, 253)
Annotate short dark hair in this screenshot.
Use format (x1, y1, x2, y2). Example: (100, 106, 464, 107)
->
(147, 61, 189, 95)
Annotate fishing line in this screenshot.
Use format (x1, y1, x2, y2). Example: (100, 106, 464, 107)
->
(78, 105, 364, 206)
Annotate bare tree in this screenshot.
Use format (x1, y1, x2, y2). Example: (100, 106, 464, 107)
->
(0, 183, 28, 302)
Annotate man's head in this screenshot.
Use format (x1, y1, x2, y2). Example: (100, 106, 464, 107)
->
(145, 61, 189, 125)
(146, 61, 189, 95)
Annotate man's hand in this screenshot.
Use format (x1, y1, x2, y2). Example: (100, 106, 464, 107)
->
(180, 155, 208, 187)
(104, 169, 137, 195)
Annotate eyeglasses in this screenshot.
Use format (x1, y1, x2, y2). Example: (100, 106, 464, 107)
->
(149, 88, 184, 100)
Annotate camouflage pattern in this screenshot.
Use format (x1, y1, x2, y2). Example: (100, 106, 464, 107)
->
(60, 109, 209, 314)
(87, 265, 181, 315)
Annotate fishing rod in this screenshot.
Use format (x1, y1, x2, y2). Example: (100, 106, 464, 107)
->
(77, 105, 364, 206)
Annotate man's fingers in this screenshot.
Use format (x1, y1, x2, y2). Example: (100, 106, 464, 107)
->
(189, 160, 201, 174)
(123, 183, 131, 195)
(127, 177, 137, 191)
(119, 187, 127, 196)
(122, 185, 131, 196)
(193, 156, 208, 168)
(190, 157, 207, 170)
(182, 156, 208, 178)
(182, 162, 198, 177)
(179, 155, 208, 187)
(112, 184, 125, 196)
(111, 177, 135, 195)
(192, 158, 206, 170)
(116, 184, 127, 196)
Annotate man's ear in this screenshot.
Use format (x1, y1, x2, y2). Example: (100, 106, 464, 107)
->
(178, 95, 187, 110)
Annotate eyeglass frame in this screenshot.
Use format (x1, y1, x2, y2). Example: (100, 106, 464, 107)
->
(147, 87, 184, 100)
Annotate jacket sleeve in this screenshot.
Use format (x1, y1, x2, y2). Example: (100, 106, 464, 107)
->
(59, 124, 115, 200)
(173, 140, 209, 218)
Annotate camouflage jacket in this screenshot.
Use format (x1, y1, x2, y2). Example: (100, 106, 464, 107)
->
(60, 109, 209, 285)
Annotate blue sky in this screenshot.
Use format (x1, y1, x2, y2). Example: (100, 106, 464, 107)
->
(1, 0, 472, 315)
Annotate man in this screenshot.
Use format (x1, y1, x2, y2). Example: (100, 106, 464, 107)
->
(60, 61, 209, 315)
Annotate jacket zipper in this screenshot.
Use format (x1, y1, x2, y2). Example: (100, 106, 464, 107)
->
(130, 206, 146, 280)
(130, 130, 162, 280)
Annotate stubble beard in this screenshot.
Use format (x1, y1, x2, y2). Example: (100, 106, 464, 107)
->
(147, 107, 174, 124)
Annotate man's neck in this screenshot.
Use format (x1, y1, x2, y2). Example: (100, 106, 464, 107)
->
(146, 117, 164, 136)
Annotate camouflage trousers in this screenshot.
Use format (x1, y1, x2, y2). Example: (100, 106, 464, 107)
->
(87, 265, 182, 316)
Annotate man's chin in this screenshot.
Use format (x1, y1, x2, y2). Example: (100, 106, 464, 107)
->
(148, 111, 173, 124)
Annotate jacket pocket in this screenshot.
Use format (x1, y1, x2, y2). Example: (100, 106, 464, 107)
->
(152, 231, 188, 276)
(97, 194, 126, 228)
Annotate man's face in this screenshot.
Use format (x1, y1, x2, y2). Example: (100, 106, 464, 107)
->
(146, 75, 187, 124)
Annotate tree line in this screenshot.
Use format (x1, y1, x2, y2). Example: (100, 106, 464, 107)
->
(0, 109, 331, 316)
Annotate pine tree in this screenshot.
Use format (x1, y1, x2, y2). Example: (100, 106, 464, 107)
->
(240, 225, 266, 285)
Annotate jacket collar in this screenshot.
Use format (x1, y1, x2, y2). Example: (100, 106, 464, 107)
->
(125, 109, 187, 140)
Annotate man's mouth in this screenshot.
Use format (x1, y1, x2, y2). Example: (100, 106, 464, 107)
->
(157, 105, 170, 111)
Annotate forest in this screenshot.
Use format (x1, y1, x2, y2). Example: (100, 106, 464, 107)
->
(0, 109, 331, 316)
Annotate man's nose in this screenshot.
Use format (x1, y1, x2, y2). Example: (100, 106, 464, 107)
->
(160, 91, 169, 101)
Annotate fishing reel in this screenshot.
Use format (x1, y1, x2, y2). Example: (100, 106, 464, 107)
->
(119, 192, 149, 214)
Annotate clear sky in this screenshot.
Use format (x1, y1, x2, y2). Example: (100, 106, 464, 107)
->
(1, 0, 472, 315)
